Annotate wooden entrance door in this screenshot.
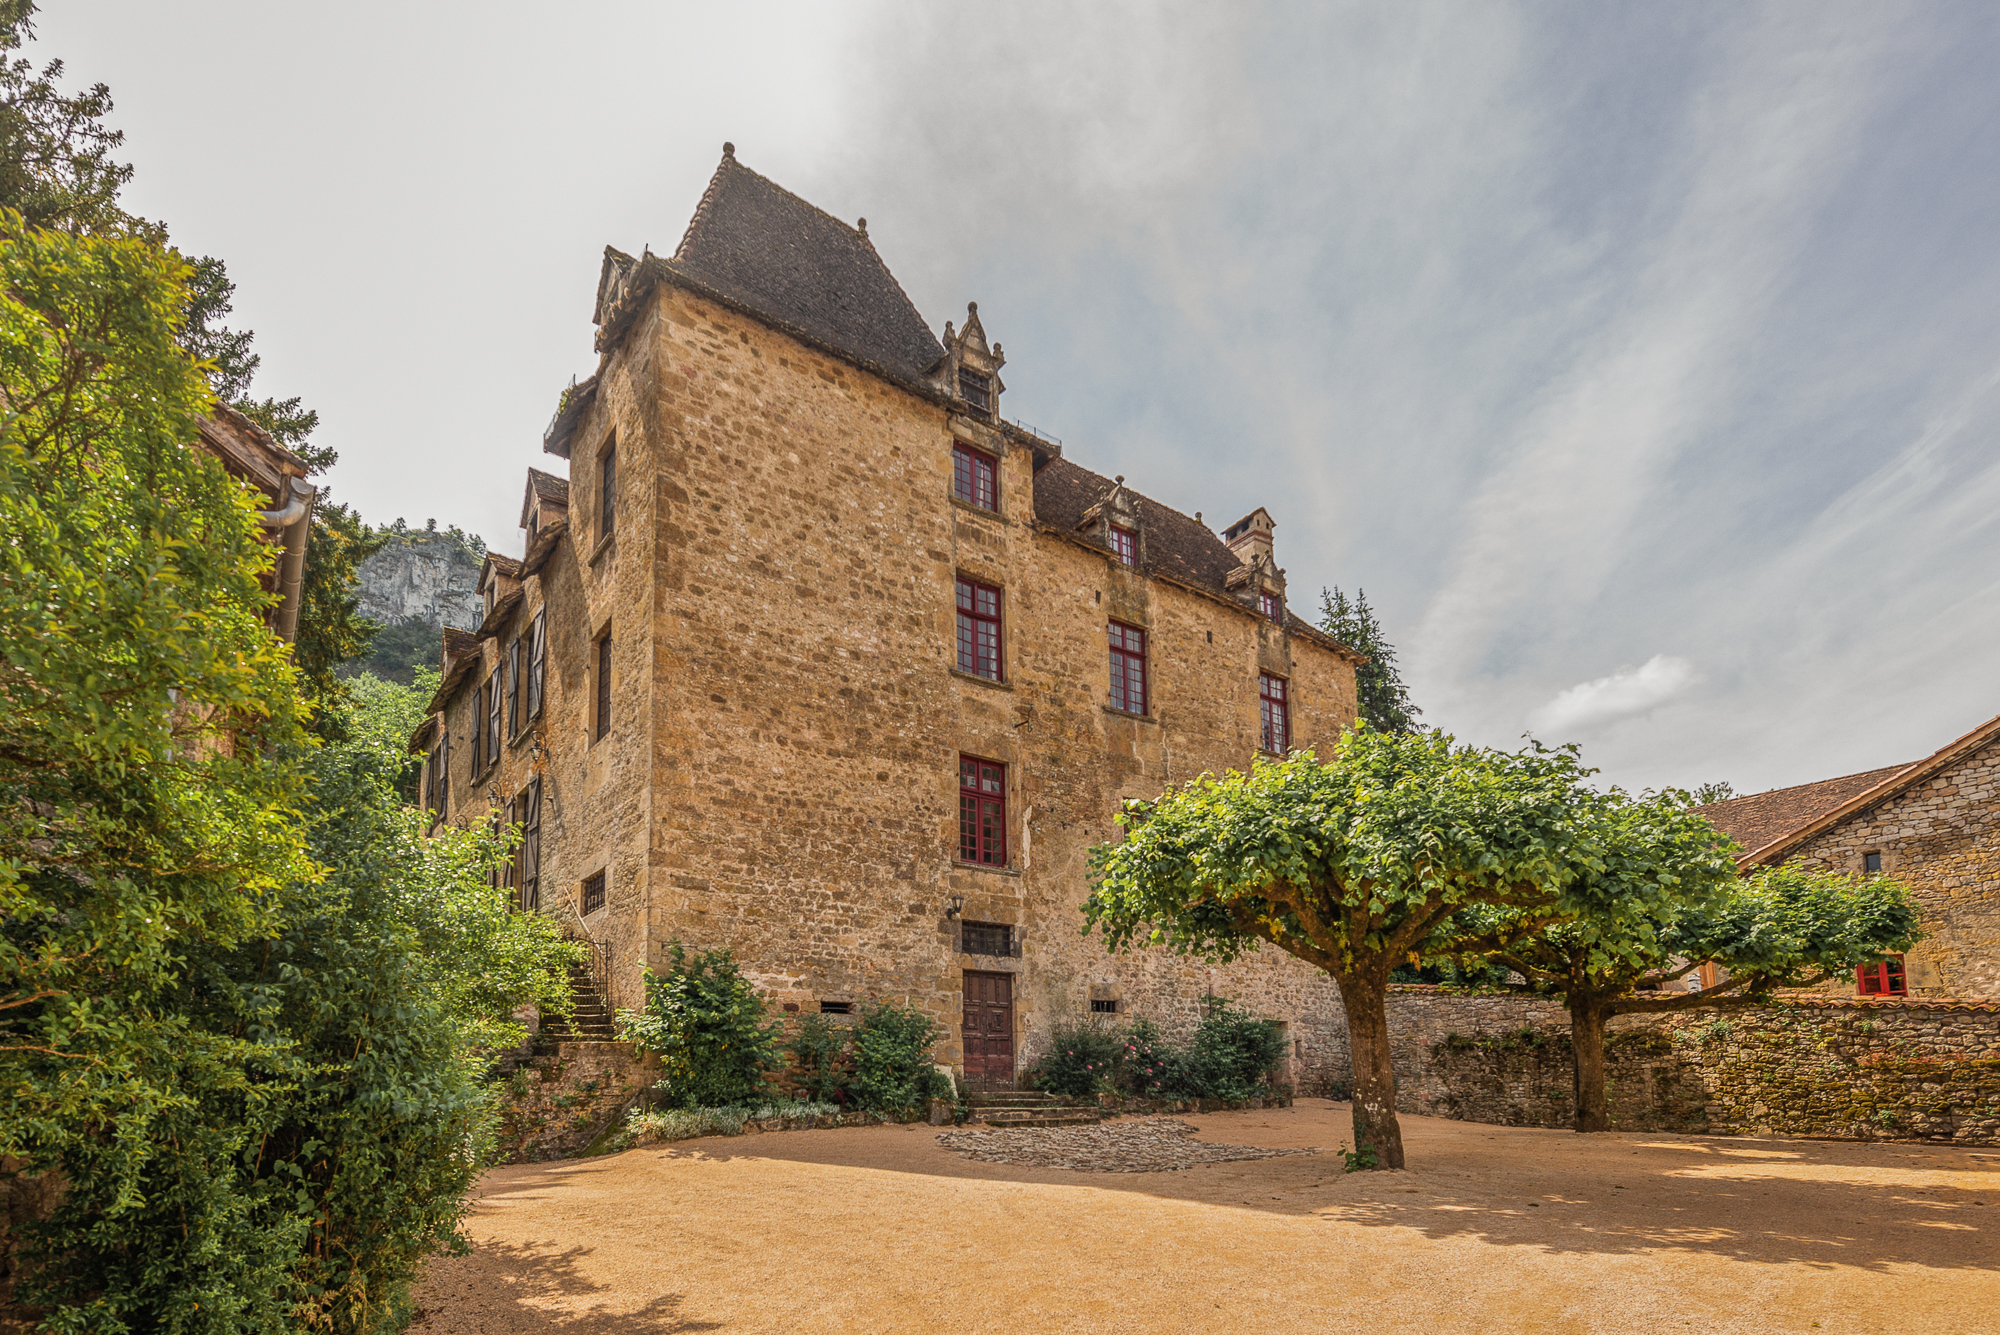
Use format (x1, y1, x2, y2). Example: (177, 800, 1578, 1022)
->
(963, 971, 1015, 1088)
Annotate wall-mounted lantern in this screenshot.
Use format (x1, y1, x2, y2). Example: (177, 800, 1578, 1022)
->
(946, 894, 964, 920)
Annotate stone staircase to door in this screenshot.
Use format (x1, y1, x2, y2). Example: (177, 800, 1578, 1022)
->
(967, 1091, 1103, 1127)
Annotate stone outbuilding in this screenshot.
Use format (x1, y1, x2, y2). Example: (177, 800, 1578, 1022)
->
(413, 147, 1366, 1090)
(1699, 710, 2000, 1001)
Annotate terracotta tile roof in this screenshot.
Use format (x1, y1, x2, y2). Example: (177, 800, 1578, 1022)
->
(1032, 457, 1359, 659)
(667, 147, 944, 383)
(1695, 763, 1913, 856)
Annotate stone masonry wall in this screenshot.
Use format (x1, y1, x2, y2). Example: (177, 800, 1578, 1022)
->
(559, 281, 1363, 1090)
(1389, 987, 2000, 1145)
(1781, 733, 1999, 1001)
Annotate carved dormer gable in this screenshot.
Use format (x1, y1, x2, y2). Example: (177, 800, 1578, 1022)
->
(941, 301, 1006, 421)
(477, 553, 523, 623)
(1221, 507, 1287, 612)
(1079, 475, 1143, 566)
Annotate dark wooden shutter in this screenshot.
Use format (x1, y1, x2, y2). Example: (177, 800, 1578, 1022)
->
(486, 667, 503, 762)
(468, 683, 483, 776)
(506, 637, 522, 737)
(521, 779, 542, 911)
(528, 611, 546, 719)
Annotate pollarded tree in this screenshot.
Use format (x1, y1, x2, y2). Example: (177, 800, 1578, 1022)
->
(1481, 862, 1920, 1132)
(1085, 727, 1657, 1169)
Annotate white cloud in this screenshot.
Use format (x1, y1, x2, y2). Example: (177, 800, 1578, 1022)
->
(1529, 656, 1698, 737)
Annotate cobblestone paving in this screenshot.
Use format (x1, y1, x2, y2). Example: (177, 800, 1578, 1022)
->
(936, 1118, 1317, 1173)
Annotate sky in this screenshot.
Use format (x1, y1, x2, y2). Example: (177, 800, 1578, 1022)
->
(32, 0, 2000, 794)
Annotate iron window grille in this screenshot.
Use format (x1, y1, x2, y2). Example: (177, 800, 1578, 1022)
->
(1109, 526, 1137, 566)
(506, 636, 523, 738)
(527, 611, 547, 720)
(959, 367, 993, 414)
(595, 630, 612, 741)
(1259, 591, 1282, 621)
(956, 578, 1003, 681)
(582, 869, 606, 915)
(959, 756, 1006, 865)
(1108, 621, 1147, 715)
(1260, 673, 1289, 753)
(1857, 957, 1906, 996)
(953, 444, 998, 511)
(1090, 998, 1119, 1014)
(519, 778, 542, 913)
(960, 920, 1019, 957)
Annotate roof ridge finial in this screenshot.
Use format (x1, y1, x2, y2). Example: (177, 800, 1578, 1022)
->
(857, 217, 867, 235)
(723, 141, 736, 159)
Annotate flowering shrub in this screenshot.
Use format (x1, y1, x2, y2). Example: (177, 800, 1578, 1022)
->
(1035, 1023, 1126, 1096)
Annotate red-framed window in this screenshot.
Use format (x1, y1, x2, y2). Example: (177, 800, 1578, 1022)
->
(956, 578, 1003, 680)
(959, 756, 1006, 865)
(1259, 672, 1289, 753)
(1109, 526, 1137, 566)
(1259, 591, 1282, 622)
(953, 444, 997, 511)
(1857, 956, 1907, 996)
(1108, 621, 1147, 715)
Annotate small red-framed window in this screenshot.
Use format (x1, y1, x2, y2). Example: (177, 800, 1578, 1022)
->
(959, 756, 1006, 865)
(956, 577, 1003, 681)
(1109, 526, 1137, 566)
(1857, 956, 1907, 996)
(1108, 621, 1147, 715)
(1259, 672, 1289, 753)
(1259, 591, 1282, 622)
(953, 444, 997, 511)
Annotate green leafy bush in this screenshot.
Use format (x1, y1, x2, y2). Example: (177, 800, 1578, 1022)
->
(1035, 1021, 1126, 1097)
(620, 943, 782, 1109)
(787, 1012, 853, 1103)
(1185, 996, 1288, 1100)
(1033, 1001, 1286, 1102)
(847, 1001, 952, 1113)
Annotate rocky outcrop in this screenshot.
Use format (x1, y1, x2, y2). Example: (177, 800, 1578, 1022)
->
(355, 531, 484, 633)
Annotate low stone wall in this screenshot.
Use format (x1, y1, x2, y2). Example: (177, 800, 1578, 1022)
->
(1383, 986, 2000, 1145)
(494, 1039, 659, 1162)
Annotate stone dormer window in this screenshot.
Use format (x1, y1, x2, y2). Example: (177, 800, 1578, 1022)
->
(1223, 507, 1287, 619)
(1081, 477, 1142, 568)
(941, 301, 1005, 421)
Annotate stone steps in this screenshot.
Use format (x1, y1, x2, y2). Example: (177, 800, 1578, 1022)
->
(977, 1109, 1104, 1127)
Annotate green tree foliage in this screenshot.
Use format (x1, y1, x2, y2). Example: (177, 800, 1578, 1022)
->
(1318, 586, 1421, 734)
(621, 944, 783, 1109)
(1689, 781, 1735, 806)
(1086, 728, 1682, 1168)
(1481, 863, 1920, 1131)
(0, 4, 141, 238)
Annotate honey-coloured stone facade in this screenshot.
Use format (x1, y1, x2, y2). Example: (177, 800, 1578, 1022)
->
(417, 151, 1366, 1091)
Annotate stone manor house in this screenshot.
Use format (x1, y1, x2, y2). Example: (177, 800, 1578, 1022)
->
(413, 147, 1364, 1089)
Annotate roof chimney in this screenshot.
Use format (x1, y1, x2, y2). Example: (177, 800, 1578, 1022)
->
(1222, 507, 1275, 569)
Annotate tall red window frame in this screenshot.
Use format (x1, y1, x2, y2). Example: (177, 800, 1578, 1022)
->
(1109, 526, 1137, 566)
(1259, 673, 1289, 753)
(1259, 591, 1282, 621)
(959, 756, 1006, 865)
(1857, 956, 1907, 996)
(1108, 621, 1147, 715)
(953, 444, 997, 511)
(956, 578, 1003, 681)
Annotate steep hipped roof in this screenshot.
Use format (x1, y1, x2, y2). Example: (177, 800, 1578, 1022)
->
(1033, 457, 1361, 661)
(669, 147, 944, 382)
(1704, 708, 2000, 865)
(1697, 763, 1913, 857)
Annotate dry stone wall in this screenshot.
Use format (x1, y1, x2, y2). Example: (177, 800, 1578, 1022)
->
(1389, 987, 2000, 1145)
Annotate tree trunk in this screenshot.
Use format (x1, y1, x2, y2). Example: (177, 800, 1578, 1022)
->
(1338, 975, 1405, 1169)
(1569, 994, 1611, 1133)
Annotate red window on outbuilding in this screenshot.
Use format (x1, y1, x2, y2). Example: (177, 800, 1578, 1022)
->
(1259, 672, 1289, 753)
(956, 578, 1003, 680)
(1110, 526, 1137, 566)
(1108, 621, 1147, 715)
(1857, 956, 1907, 996)
(953, 445, 997, 511)
(960, 756, 1006, 865)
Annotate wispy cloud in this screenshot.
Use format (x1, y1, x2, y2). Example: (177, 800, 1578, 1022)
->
(1530, 656, 1699, 738)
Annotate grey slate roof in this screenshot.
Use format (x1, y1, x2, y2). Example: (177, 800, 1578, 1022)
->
(670, 149, 944, 382)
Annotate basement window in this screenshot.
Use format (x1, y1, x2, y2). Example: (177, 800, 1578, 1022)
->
(820, 1000, 853, 1015)
(1090, 999, 1119, 1014)
(1863, 851, 1883, 874)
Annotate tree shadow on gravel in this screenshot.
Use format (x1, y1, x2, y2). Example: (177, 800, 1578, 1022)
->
(414, 1237, 722, 1333)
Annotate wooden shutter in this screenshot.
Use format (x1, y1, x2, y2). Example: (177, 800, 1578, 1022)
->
(521, 778, 542, 911)
(528, 611, 547, 720)
(507, 637, 522, 737)
(486, 667, 503, 762)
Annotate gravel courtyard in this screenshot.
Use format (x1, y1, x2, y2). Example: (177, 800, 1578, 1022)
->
(413, 1099, 1997, 1334)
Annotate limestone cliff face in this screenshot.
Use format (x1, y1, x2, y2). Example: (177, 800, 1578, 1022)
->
(356, 531, 484, 632)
